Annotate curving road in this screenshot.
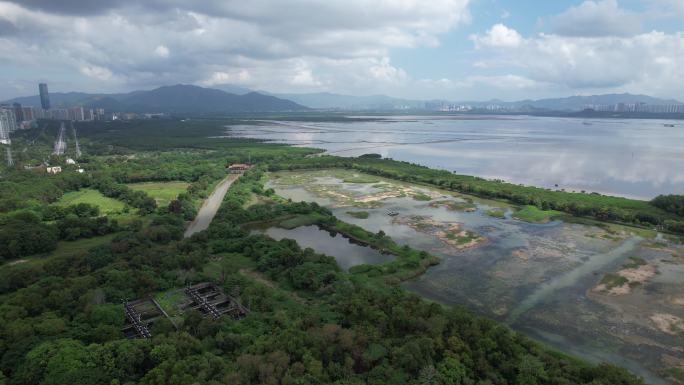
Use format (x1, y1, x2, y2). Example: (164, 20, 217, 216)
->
(184, 174, 238, 238)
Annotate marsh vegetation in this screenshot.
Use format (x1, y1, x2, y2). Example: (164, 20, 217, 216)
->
(267, 168, 684, 384)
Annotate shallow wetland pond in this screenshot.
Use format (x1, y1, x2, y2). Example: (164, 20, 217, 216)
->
(251, 225, 395, 270)
(266, 169, 684, 385)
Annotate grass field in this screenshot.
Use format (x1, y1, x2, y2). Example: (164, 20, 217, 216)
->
(1, 233, 121, 270)
(127, 181, 190, 206)
(57, 189, 126, 214)
(51, 233, 121, 259)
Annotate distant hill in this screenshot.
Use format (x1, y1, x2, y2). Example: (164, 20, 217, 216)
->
(507, 93, 683, 111)
(3, 85, 308, 113)
(264, 91, 425, 110)
(118, 85, 307, 113)
(211, 84, 254, 95)
(264, 91, 682, 111)
(4, 87, 681, 113)
(83, 96, 127, 111)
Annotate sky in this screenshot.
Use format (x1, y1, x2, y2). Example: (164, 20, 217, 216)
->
(0, 0, 683, 101)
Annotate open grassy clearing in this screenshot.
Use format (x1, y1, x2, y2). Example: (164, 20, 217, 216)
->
(127, 181, 190, 206)
(51, 233, 122, 259)
(1, 232, 122, 270)
(57, 188, 126, 213)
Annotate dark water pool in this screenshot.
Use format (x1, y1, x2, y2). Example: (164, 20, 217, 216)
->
(256, 225, 395, 270)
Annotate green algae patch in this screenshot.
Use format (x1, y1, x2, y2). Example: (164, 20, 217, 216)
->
(514, 205, 562, 223)
(347, 211, 370, 219)
(412, 193, 432, 201)
(486, 209, 506, 218)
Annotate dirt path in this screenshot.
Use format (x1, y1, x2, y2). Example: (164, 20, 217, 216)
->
(184, 174, 238, 238)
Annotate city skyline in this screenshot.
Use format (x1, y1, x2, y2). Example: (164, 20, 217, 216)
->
(4, 82, 683, 110)
(0, 0, 683, 101)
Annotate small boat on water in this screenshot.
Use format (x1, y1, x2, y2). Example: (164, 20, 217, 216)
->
(582, 121, 592, 125)
(387, 210, 399, 217)
(664, 123, 675, 127)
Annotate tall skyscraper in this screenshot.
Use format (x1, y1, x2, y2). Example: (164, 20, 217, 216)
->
(39, 83, 50, 109)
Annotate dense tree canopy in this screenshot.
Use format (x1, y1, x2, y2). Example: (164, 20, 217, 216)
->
(651, 194, 684, 216)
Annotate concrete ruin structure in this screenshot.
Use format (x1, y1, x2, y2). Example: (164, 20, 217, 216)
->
(123, 282, 248, 339)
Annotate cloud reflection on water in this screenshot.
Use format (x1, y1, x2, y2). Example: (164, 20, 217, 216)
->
(230, 116, 684, 199)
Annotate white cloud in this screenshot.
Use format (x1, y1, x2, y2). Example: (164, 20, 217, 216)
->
(461, 75, 542, 89)
(420, 74, 543, 90)
(369, 57, 407, 84)
(548, 0, 642, 37)
(79, 64, 114, 81)
(470, 24, 684, 96)
(290, 61, 322, 87)
(0, 0, 471, 96)
(153, 45, 169, 58)
(418, 78, 453, 88)
(201, 70, 251, 86)
(471, 24, 522, 48)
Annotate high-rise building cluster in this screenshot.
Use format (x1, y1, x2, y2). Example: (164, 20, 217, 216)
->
(33, 106, 106, 121)
(0, 84, 108, 134)
(0, 107, 17, 144)
(584, 103, 684, 113)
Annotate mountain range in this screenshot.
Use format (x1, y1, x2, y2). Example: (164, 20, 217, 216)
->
(477, 93, 684, 111)
(212, 88, 684, 111)
(3, 84, 682, 113)
(265, 91, 683, 111)
(3, 85, 307, 113)
(258, 91, 426, 110)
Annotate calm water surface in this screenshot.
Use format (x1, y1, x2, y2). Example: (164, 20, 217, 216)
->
(229, 115, 684, 199)
(255, 225, 395, 270)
